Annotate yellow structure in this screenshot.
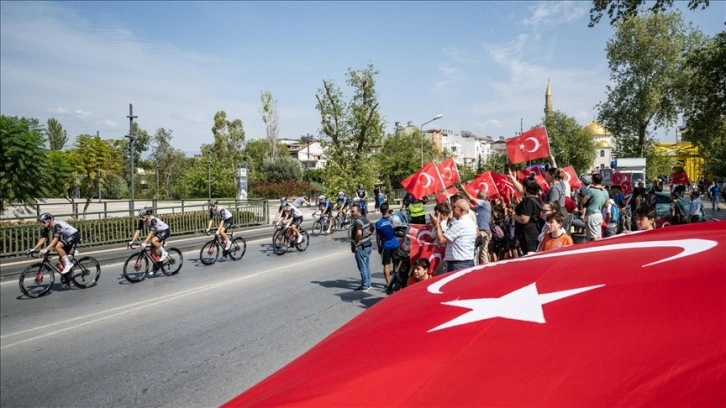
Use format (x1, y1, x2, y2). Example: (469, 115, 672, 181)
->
(584, 120, 614, 172)
(653, 142, 704, 182)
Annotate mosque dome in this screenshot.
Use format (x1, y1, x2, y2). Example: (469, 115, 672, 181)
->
(595, 140, 612, 148)
(584, 120, 610, 136)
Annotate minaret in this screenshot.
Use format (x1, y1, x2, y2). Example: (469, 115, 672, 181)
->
(544, 79, 552, 116)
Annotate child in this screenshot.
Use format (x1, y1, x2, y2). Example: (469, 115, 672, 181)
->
(407, 258, 431, 286)
(634, 205, 656, 231)
(539, 211, 574, 252)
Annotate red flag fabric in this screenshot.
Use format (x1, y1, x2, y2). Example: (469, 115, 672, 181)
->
(612, 172, 632, 195)
(520, 164, 545, 179)
(435, 187, 459, 204)
(534, 174, 550, 193)
(671, 169, 690, 185)
(436, 158, 461, 188)
(505, 127, 550, 164)
(491, 172, 520, 205)
(561, 166, 582, 189)
(405, 224, 446, 275)
(463, 171, 498, 200)
(224, 223, 726, 408)
(401, 162, 445, 200)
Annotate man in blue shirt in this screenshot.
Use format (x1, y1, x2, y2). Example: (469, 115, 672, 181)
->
(375, 203, 400, 290)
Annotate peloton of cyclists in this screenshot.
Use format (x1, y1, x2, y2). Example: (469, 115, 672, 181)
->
(281, 201, 305, 243)
(27, 213, 81, 275)
(129, 209, 170, 269)
(206, 199, 234, 251)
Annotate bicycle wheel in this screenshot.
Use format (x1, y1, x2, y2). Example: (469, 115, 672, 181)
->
(272, 229, 284, 247)
(273, 233, 288, 255)
(19, 263, 55, 298)
(199, 240, 219, 265)
(331, 217, 340, 233)
(71, 257, 101, 289)
(161, 248, 183, 276)
(311, 219, 323, 236)
(123, 253, 148, 283)
(228, 237, 247, 261)
(295, 231, 310, 252)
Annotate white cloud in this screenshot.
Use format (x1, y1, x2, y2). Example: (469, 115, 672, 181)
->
(74, 110, 90, 117)
(46, 107, 69, 115)
(442, 46, 469, 63)
(522, 1, 588, 27)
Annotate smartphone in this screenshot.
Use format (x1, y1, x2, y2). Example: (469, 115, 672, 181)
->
(504, 163, 510, 173)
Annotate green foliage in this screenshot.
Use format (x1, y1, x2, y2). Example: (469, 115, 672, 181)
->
(376, 128, 441, 190)
(680, 30, 726, 176)
(316, 64, 384, 193)
(458, 165, 475, 184)
(68, 134, 122, 213)
(150, 127, 187, 199)
(45, 150, 73, 198)
(250, 180, 314, 199)
(0, 115, 53, 212)
(540, 111, 596, 174)
(482, 153, 508, 174)
(260, 90, 279, 160)
(260, 156, 303, 183)
(104, 173, 130, 199)
(645, 145, 673, 181)
(588, 0, 710, 27)
(46, 117, 68, 150)
(597, 11, 705, 156)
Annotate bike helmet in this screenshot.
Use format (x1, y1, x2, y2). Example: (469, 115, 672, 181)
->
(280, 196, 287, 203)
(318, 195, 326, 200)
(38, 213, 52, 222)
(138, 208, 152, 218)
(338, 191, 344, 196)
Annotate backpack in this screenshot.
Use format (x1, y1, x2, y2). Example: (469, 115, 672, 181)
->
(610, 205, 620, 223)
(491, 224, 505, 240)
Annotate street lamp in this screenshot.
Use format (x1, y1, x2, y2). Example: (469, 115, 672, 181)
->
(420, 114, 444, 166)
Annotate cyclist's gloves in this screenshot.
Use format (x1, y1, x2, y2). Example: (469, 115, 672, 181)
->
(140, 242, 147, 250)
(128, 241, 135, 247)
(39, 249, 48, 255)
(26, 248, 34, 254)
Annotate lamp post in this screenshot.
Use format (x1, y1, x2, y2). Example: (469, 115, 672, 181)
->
(125, 104, 137, 217)
(420, 114, 444, 166)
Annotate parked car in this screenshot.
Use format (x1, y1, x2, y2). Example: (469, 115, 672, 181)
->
(626, 192, 705, 227)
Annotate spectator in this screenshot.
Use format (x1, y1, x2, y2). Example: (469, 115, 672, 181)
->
(689, 190, 703, 223)
(407, 258, 431, 286)
(708, 181, 721, 212)
(539, 212, 574, 251)
(375, 203, 399, 290)
(511, 178, 543, 255)
(461, 186, 492, 265)
(430, 197, 478, 273)
(581, 173, 609, 241)
(349, 204, 374, 292)
(634, 205, 656, 231)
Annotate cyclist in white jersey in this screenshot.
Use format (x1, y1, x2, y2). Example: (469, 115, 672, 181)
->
(129, 208, 170, 264)
(28, 213, 81, 275)
(206, 199, 234, 250)
(282, 202, 305, 243)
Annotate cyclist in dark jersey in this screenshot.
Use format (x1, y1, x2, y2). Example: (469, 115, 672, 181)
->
(129, 209, 170, 265)
(28, 213, 81, 275)
(206, 199, 234, 250)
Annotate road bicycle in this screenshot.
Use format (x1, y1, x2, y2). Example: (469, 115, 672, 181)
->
(19, 247, 101, 298)
(311, 211, 338, 236)
(272, 221, 310, 255)
(199, 227, 247, 265)
(123, 241, 183, 283)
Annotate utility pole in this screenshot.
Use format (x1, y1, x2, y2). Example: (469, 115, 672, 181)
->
(126, 104, 137, 216)
(97, 130, 102, 202)
(207, 151, 212, 200)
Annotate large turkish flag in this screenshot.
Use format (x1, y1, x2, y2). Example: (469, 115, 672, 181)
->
(223, 222, 726, 407)
(505, 127, 551, 164)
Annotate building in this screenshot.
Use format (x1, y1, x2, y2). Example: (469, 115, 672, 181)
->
(280, 138, 327, 169)
(584, 121, 614, 172)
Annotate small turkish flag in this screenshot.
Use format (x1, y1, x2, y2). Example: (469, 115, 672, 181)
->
(436, 158, 461, 188)
(612, 172, 632, 195)
(671, 169, 690, 185)
(561, 165, 582, 189)
(463, 171, 498, 201)
(401, 162, 444, 200)
(406, 224, 445, 274)
(491, 172, 521, 205)
(435, 187, 458, 204)
(223, 223, 726, 407)
(505, 127, 550, 164)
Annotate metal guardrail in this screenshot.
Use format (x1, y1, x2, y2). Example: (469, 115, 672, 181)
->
(0, 200, 268, 258)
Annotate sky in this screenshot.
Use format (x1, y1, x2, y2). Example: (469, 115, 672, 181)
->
(1, 1, 724, 156)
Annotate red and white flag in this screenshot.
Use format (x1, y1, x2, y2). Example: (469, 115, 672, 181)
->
(435, 187, 459, 204)
(463, 171, 498, 201)
(518, 164, 545, 179)
(401, 162, 445, 200)
(561, 166, 582, 189)
(671, 169, 690, 186)
(436, 158, 461, 188)
(406, 224, 446, 274)
(224, 223, 726, 408)
(612, 172, 632, 195)
(505, 127, 550, 164)
(491, 172, 520, 204)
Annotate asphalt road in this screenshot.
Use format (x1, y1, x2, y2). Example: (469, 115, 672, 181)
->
(0, 229, 389, 408)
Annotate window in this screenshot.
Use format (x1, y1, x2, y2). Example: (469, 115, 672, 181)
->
(600, 150, 605, 157)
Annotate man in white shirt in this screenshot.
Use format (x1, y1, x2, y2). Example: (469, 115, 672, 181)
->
(430, 198, 478, 273)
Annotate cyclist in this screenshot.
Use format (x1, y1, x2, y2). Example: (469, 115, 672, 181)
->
(27, 213, 80, 275)
(206, 199, 234, 251)
(355, 184, 368, 216)
(282, 202, 305, 243)
(317, 194, 334, 234)
(129, 209, 170, 266)
(272, 196, 289, 225)
(336, 191, 351, 225)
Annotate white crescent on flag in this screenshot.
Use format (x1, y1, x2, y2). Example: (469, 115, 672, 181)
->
(417, 229, 435, 243)
(443, 167, 453, 182)
(477, 182, 489, 194)
(524, 137, 540, 153)
(418, 172, 434, 188)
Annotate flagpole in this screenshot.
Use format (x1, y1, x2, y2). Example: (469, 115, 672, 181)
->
(432, 160, 447, 194)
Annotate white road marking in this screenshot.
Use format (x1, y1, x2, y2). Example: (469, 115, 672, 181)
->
(0, 250, 348, 349)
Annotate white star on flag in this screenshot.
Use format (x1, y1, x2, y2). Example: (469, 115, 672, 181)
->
(519, 143, 525, 150)
(429, 282, 605, 332)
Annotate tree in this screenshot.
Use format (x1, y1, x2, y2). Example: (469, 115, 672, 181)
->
(150, 128, 187, 199)
(67, 134, 121, 214)
(680, 31, 726, 176)
(260, 90, 280, 160)
(46, 117, 68, 151)
(376, 127, 441, 192)
(596, 11, 704, 157)
(588, 0, 710, 27)
(315, 64, 385, 194)
(197, 110, 247, 197)
(261, 157, 303, 184)
(0, 115, 53, 213)
(540, 111, 596, 174)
